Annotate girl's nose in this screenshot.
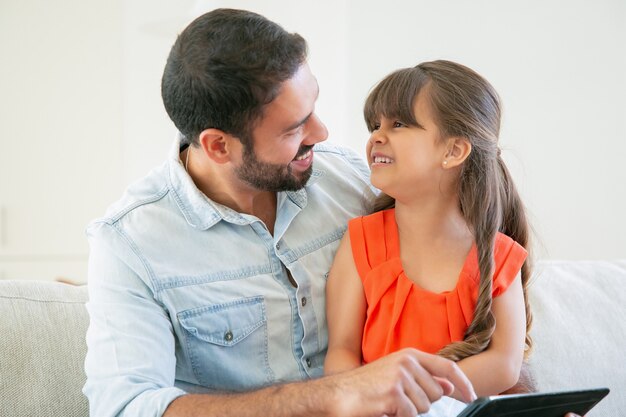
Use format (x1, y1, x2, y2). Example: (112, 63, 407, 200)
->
(369, 129, 387, 145)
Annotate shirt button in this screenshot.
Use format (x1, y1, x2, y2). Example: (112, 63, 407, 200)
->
(276, 242, 281, 250)
(306, 358, 311, 368)
(224, 331, 233, 342)
(301, 297, 307, 307)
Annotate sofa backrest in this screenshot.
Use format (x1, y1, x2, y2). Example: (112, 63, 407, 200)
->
(0, 280, 88, 417)
(528, 260, 626, 416)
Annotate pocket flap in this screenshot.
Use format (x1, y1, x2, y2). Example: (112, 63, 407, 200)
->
(178, 296, 266, 347)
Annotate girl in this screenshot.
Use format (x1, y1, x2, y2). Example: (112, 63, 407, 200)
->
(324, 60, 532, 401)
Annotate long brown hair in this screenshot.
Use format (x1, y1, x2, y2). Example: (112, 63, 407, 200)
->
(364, 60, 533, 361)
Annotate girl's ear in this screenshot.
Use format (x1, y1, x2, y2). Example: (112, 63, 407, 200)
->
(442, 137, 471, 169)
(197, 128, 239, 164)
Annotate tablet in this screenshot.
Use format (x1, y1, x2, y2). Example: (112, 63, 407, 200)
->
(457, 387, 610, 417)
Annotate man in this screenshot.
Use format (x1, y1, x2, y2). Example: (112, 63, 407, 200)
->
(83, 8, 581, 417)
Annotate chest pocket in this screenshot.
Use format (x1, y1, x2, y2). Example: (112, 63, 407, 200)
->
(177, 296, 274, 391)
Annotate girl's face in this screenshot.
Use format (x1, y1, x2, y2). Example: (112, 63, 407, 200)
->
(366, 90, 449, 201)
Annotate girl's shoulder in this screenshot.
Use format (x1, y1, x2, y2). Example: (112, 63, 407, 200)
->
(494, 232, 527, 262)
(348, 209, 398, 277)
(348, 208, 394, 230)
(491, 232, 528, 296)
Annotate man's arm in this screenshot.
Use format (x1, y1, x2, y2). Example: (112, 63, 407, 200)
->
(84, 224, 188, 417)
(164, 348, 477, 417)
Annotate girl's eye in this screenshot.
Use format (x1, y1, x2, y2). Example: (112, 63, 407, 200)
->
(372, 123, 381, 131)
(393, 121, 406, 128)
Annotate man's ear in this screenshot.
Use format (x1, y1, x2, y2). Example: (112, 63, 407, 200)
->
(442, 136, 471, 169)
(197, 128, 238, 164)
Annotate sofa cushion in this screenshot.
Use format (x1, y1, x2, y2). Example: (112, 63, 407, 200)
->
(0, 280, 89, 417)
(529, 260, 626, 416)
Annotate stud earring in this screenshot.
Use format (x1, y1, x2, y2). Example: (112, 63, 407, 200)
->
(443, 160, 448, 167)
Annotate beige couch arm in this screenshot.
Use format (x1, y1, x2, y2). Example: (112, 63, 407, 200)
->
(528, 260, 626, 416)
(0, 280, 88, 417)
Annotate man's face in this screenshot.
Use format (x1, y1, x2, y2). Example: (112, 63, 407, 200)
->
(233, 63, 328, 192)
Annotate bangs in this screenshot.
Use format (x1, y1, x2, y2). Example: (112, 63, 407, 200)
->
(364, 67, 430, 132)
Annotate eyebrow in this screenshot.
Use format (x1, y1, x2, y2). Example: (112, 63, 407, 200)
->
(280, 84, 320, 134)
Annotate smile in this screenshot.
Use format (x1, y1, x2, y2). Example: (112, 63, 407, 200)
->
(295, 150, 312, 161)
(373, 156, 393, 164)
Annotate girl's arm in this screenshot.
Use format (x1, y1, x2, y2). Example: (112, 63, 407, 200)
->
(324, 232, 368, 375)
(453, 272, 526, 398)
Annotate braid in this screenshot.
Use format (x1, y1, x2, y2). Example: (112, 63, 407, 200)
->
(438, 148, 501, 361)
(438, 154, 533, 361)
(497, 156, 534, 357)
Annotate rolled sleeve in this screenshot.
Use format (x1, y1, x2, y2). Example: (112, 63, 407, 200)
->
(83, 222, 187, 417)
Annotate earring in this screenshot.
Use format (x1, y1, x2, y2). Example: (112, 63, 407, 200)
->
(442, 160, 448, 167)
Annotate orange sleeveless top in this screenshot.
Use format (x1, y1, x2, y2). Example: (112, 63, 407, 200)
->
(348, 209, 527, 364)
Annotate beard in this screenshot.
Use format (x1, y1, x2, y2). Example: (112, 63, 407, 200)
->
(234, 141, 314, 192)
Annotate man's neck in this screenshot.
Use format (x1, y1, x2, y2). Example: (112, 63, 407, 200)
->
(182, 147, 278, 234)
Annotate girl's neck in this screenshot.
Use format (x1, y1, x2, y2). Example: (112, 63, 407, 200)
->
(393, 197, 474, 293)
(394, 196, 471, 245)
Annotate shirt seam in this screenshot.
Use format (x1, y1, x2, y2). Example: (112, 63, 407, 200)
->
(108, 222, 161, 299)
(102, 186, 170, 224)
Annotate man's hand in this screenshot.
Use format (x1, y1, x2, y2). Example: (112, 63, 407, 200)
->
(330, 348, 476, 417)
(164, 348, 473, 417)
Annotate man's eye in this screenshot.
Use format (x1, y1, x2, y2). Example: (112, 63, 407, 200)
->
(286, 126, 303, 137)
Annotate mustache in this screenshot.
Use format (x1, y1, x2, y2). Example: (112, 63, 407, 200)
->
(295, 145, 314, 159)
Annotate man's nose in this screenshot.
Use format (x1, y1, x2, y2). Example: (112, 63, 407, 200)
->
(303, 113, 328, 145)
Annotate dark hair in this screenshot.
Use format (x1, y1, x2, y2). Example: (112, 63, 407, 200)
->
(161, 8, 307, 147)
(365, 61, 533, 361)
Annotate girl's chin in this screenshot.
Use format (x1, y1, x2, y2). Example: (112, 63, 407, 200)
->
(370, 178, 387, 193)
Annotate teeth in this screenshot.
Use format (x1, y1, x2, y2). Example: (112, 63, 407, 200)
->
(295, 150, 311, 161)
(373, 156, 393, 164)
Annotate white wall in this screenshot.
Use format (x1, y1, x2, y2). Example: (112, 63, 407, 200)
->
(1, 0, 624, 282)
(0, 0, 125, 281)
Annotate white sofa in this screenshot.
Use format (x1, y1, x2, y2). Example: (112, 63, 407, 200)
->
(1, 260, 624, 417)
(527, 260, 626, 416)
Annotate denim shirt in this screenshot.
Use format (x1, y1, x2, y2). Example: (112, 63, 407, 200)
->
(83, 139, 375, 417)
